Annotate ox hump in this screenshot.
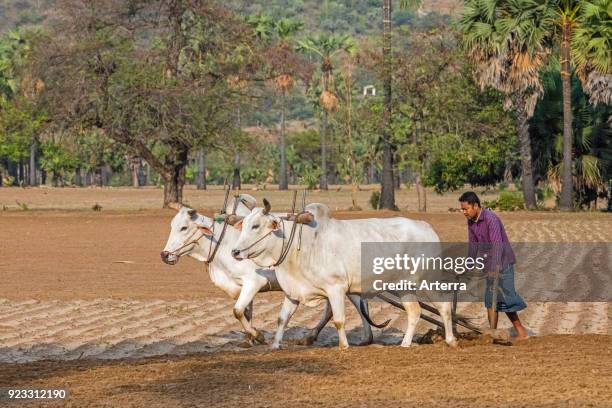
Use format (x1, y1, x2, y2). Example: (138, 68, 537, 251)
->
(304, 203, 331, 226)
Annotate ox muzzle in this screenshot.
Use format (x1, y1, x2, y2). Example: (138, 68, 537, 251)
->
(160, 250, 179, 265)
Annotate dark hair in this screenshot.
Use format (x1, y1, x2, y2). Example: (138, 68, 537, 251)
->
(458, 191, 481, 206)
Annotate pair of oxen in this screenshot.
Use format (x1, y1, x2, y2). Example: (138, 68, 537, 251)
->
(160, 194, 457, 350)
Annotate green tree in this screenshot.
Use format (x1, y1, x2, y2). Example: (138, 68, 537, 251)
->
(378, 0, 422, 210)
(297, 33, 355, 190)
(392, 27, 516, 204)
(247, 15, 303, 190)
(531, 70, 612, 209)
(459, 0, 612, 210)
(38, 0, 257, 206)
(0, 28, 44, 186)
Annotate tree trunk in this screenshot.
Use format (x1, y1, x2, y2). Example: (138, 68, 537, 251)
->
(513, 97, 537, 209)
(94, 168, 102, 186)
(163, 174, 182, 207)
(394, 170, 400, 189)
(196, 149, 206, 190)
(503, 157, 513, 183)
(380, 0, 396, 210)
(320, 111, 328, 190)
(144, 162, 150, 186)
(75, 167, 82, 186)
(162, 148, 188, 207)
(130, 156, 140, 188)
(559, 21, 574, 210)
(18, 158, 25, 186)
(7, 160, 17, 185)
(416, 172, 427, 212)
(232, 153, 241, 190)
(29, 136, 37, 186)
(279, 94, 288, 190)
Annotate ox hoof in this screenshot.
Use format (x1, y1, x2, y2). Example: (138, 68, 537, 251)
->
(271, 342, 282, 350)
(237, 340, 254, 348)
(400, 341, 414, 348)
(254, 331, 266, 345)
(447, 339, 459, 348)
(247, 330, 266, 345)
(338, 343, 350, 351)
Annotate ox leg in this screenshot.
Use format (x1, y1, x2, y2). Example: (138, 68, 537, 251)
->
(297, 300, 332, 346)
(348, 294, 373, 346)
(234, 284, 265, 345)
(433, 301, 458, 348)
(400, 298, 421, 347)
(272, 296, 299, 349)
(245, 301, 253, 323)
(328, 288, 349, 350)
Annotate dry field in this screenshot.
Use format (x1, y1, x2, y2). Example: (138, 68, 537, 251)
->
(0, 186, 611, 407)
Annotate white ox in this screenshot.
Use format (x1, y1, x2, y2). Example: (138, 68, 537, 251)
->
(231, 199, 458, 350)
(160, 195, 378, 346)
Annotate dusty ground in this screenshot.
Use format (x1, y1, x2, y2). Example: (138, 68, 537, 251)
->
(0, 187, 611, 407)
(2, 335, 612, 408)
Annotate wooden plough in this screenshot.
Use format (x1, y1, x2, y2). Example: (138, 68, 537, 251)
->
(280, 189, 507, 342)
(375, 292, 510, 341)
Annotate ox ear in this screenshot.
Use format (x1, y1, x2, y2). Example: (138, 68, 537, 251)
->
(187, 208, 198, 220)
(198, 225, 213, 236)
(234, 219, 243, 231)
(262, 198, 271, 215)
(269, 219, 280, 231)
(225, 215, 244, 226)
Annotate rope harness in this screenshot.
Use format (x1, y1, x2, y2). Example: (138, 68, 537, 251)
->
(234, 211, 309, 267)
(167, 187, 238, 264)
(166, 227, 209, 259)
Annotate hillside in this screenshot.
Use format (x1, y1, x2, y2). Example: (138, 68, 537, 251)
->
(0, 0, 462, 34)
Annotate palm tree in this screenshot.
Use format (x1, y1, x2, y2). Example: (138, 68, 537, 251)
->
(381, 0, 395, 209)
(460, 0, 611, 210)
(572, 0, 612, 103)
(459, 0, 550, 209)
(273, 18, 303, 190)
(378, 0, 422, 210)
(297, 33, 355, 190)
(246, 15, 302, 190)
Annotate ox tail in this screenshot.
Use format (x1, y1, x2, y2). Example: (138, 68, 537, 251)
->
(359, 298, 390, 329)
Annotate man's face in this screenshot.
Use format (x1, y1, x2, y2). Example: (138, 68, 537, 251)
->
(460, 202, 480, 220)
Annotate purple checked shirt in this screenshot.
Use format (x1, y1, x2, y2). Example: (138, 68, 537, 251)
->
(467, 208, 516, 272)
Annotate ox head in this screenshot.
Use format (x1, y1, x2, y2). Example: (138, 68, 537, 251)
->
(230, 198, 314, 267)
(160, 205, 213, 265)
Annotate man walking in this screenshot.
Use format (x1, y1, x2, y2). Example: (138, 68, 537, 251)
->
(459, 191, 528, 339)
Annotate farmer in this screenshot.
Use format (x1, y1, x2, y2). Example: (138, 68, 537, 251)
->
(459, 191, 528, 339)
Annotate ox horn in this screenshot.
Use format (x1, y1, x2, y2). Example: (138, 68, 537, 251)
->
(225, 214, 244, 226)
(167, 202, 182, 211)
(238, 195, 256, 211)
(295, 211, 314, 224)
(262, 198, 271, 215)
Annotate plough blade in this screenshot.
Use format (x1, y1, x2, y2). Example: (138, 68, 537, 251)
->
(375, 293, 482, 334)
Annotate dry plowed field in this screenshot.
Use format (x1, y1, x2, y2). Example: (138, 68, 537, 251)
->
(1, 186, 611, 407)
